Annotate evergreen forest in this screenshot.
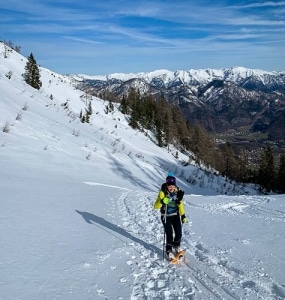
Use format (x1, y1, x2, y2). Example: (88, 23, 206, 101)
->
(116, 88, 285, 194)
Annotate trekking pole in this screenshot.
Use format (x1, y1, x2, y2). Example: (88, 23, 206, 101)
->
(162, 204, 167, 261)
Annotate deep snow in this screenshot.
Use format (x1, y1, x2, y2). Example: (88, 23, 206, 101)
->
(1, 43, 285, 300)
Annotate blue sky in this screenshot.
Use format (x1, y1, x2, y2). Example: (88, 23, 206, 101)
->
(1, 0, 285, 75)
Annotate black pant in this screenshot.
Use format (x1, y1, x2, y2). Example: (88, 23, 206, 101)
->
(161, 214, 182, 252)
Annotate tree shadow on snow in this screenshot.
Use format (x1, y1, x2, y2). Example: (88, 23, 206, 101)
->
(76, 210, 162, 256)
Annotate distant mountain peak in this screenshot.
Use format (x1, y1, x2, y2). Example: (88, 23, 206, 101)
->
(75, 66, 285, 138)
(75, 66, 283, 87)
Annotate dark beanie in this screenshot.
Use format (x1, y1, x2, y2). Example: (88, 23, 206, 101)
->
(166, 176, 176, 186)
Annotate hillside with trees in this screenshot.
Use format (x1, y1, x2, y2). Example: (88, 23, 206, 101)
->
(115, 88, 285, 193)
(1, 40, 284, 193)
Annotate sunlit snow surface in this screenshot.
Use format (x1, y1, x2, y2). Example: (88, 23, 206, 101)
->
(1, 43, 285, 299)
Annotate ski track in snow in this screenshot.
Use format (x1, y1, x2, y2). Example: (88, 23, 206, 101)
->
(113, 191, 285, 300)
(199, 195, 285, 222)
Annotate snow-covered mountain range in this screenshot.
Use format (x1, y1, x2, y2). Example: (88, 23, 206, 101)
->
(75, 67, 285, 137)
(77, 67, 285, 89)
(1, 42, 285, 299)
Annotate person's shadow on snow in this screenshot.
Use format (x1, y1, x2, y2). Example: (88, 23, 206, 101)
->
(76, 210, 162, 256)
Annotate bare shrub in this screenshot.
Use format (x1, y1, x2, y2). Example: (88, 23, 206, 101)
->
(16, 112, 23, 120)
(5, 70, 12, 79)
(2, 121, 10, 133)
(22, 102, 28, 111)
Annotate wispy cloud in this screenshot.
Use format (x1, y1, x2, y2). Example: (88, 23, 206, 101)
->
(62, 36, 102, 44)
(1, 0, 284, 73)
(231, 1, 285, 8)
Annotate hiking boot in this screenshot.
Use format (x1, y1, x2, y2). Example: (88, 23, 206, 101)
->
(166, 250, 175, 260)
(174, 246, 182, 254)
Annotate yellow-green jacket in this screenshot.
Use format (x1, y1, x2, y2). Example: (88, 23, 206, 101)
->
(154, 187, 185, 216)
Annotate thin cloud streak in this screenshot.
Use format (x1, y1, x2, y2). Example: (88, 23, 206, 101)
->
(62, 36, 102, 44)
(1, 0, 284, 74)
(231, 1, 285, 8)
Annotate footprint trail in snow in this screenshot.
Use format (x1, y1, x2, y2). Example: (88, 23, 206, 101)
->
(112, 191, 285, 300)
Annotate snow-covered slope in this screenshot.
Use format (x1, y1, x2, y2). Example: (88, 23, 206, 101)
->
(1, 43, 285, 299)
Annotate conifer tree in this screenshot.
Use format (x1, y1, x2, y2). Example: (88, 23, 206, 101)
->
(140, 94, 155, 130)
(277, 154, 285, 193)
(87, 101, 93, 115)
(24, 53, 41, 90)
(190, 122, 212, 165)
(128, 88, 141, 129)
(119, 95, 129, 114)
(79, 110, 83, 122)
(236, 149, 249, 183)
(258, 147, 275, 192)
(154, 97, 167, 146)
(171, 105, 188, 145)
(223, 142, 239, 180)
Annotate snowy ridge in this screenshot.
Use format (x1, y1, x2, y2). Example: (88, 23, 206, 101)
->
(1, 42, 285, 299)
(75, 64, 285, 136)
(76, 66, 282, 86)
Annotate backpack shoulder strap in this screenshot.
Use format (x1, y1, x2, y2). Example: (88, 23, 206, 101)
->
(160, 183, 169, 197)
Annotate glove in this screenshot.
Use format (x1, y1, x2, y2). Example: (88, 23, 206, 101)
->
(181, 214, 187, 223)
(177, 190, 184, 201)
(175, 199, 181, 205)
(161, 197, 169, 205)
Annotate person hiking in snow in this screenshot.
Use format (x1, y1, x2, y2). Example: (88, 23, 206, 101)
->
(154, 174, 187, 260)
